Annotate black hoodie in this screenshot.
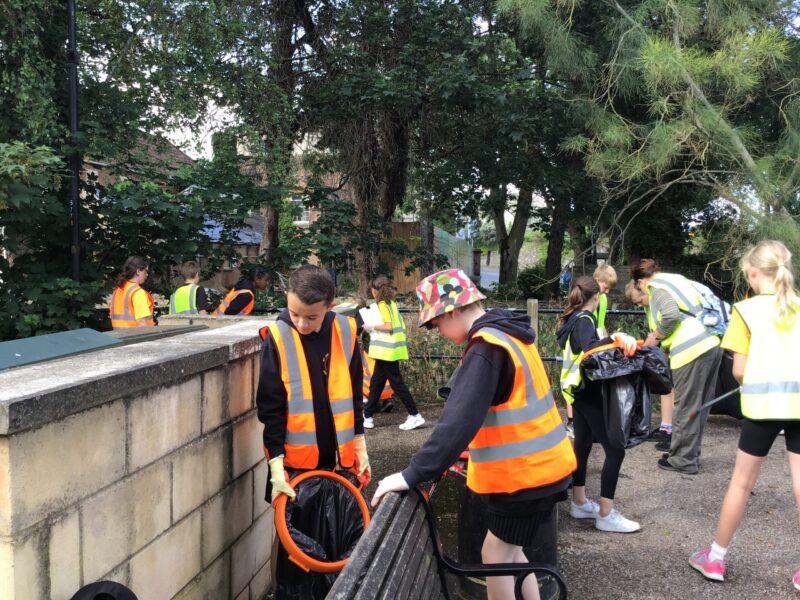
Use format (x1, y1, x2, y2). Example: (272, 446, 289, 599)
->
(401, 309, 570, 501)
(223, 279, 256, 315)
(555, 310, 612, 402)
(256, 309, 364, 469)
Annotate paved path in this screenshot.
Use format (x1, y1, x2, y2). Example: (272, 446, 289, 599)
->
(364, 404, 799, 600)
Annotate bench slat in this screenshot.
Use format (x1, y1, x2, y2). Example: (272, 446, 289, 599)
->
(326, 493, 402, 600)
(380, 506, 433, 600)
(353, 492, 421, 600)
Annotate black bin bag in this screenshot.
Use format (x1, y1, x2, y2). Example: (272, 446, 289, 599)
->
(581, 345, 672, 449)
(275, 470, 367, 600)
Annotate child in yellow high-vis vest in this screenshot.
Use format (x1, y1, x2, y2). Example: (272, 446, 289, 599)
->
(690, 241, 800, 590)
(372, 269, 576, 600)
(362, 274, 424, 431)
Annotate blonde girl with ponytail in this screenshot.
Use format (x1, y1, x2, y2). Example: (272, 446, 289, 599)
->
(690, 240, 800, 590)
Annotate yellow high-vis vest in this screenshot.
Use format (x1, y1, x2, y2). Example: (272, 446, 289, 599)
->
(367, 300, 408, 361)
(647, 274, 719, 370)
(559, 312, 596, 404)
(734, 295, 800, 420)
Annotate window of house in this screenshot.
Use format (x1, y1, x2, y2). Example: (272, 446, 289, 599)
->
(292, 198, 310, 224)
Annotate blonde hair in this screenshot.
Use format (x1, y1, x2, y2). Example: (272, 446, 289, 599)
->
(741, 240, 800, 325)
(625, 280, 647, 306)
(593, 264, 618, 288)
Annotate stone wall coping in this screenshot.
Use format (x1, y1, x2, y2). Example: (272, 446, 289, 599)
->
(0, 319, 274, 435)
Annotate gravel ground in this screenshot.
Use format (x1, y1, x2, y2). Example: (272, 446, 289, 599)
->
(364, 403, 800, 600)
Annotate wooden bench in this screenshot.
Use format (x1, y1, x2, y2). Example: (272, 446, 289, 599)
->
(326, 487, 567, 600)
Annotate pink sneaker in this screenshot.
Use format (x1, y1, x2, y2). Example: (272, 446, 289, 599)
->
(793, 568, 800, 591)
(689, 547, 726, 582)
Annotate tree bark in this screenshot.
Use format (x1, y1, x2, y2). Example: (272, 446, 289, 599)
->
(543, 195, 570, 301)
(492, 185, 534, 285)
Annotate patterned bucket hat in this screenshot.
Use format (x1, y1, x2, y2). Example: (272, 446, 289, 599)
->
(416, 269, 486, 327)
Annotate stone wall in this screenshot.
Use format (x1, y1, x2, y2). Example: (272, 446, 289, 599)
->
(0, 319, 275, 600)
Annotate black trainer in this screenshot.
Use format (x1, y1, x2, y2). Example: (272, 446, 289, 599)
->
(380, 398, 395, 413)
(655, 437, 672, 452)
(646, 428, 671, 443)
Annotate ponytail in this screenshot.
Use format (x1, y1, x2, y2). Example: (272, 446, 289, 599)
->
(741, 240, 800, 326)
(117, 256, 148, 288)
(370, 274, 396, 303)
(558, 276, 600, 326)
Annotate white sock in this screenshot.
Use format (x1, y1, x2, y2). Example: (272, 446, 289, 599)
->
(709, 542, 727, 561)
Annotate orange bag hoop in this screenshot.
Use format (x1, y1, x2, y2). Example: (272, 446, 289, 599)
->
(274, 470, 371, 573)
(581, 339, 644, 361)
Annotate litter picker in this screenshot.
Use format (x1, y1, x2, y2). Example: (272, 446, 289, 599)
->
(689, 387, 741, 418)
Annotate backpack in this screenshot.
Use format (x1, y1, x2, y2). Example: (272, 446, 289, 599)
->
(689, 280, 731, 336)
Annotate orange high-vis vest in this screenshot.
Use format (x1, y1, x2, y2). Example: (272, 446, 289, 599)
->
(466, 327, 577, 494)
(259, 314, 358, 470)
(109, 281, 154, 328)
(212, 287, 255, 316)
(362, 349, 393, 400)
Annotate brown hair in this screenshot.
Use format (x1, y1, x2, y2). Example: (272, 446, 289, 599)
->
(559, 276, 600, 325)
(741, 240, 800, 325)
(371, 274, 396, 303)
(631, 258, 658, 283)
(117, 256, 148, 288)
(593, 264, 618, 288)
(287, 264, 335, 305)
(181, 261, 201, 280)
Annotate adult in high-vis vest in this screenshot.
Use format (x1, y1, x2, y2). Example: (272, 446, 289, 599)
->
(557, 276, 640, 534)
(169, 262, 208, 315)
(362, 274, 423, 431)
(109, 256, 154, 329)
(690, 241, 800, 589)
(625, 280, 675, 444)
(256, 265, 370, 599)
(634, 259, 722, 474)
(372, 268, 576, 600)
(212, 265, 269, 316)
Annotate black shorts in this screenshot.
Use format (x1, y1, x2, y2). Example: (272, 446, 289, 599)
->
(738, 418, 800, 457)
(485, 491, 564, 547)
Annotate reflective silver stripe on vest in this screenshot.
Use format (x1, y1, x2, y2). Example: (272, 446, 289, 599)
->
(469, 424, 567, 464)
(334, 314, 354, 364)
(286, 431, 317, 445)
(391, 327, 405, 334)
(652, 277, 701, 315)
(111, 284, 140, 320)
(480, 327, 537, 401)
(336, 427, 355, 444)
(482, 390, 557, 428)
(330, 396, 354, 415)
(742, 381, 800, 394)
(275, 320, 308, 410)
(668, 328, 715, 357)
(188, 284, 198, 312)
(369, 339, 407, 349)
(169, 293, 176, 315)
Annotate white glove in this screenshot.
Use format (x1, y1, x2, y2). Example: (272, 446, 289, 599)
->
(268, 456, 296, 504)
(611, 332, 637, 356)
(371, 472, 409, 507)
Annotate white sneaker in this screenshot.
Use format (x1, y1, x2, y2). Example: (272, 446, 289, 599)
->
(570, 499, 600, 519)
(399, 414, 425, 431)
(565, 421, 575, 439)
(595, 509, 641, 533)
(363, 417, 374, 429)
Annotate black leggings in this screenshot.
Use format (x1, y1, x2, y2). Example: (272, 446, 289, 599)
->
(572, 398, 626, 500)
(363, 359, 418, 418)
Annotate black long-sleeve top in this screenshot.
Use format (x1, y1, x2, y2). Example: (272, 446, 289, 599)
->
(556, 310, 612, 403)
(401, 309, 571, 501)
(224, 279, 256, 315)
(256, 309, 364, 469)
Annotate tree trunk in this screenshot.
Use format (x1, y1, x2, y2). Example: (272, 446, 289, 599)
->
(261, 207, 280, 268)
(494, 186, 533, 285)
(543, 195, 570, 301)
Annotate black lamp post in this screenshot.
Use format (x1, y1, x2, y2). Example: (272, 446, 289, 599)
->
(67, 0, 80, 282)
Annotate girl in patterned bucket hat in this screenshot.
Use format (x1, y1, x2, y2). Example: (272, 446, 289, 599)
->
(373, 268, 576, 600)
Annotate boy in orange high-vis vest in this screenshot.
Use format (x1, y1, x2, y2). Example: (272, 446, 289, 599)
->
(372, 269, 576, 600)
(257, 265, 370, 599)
